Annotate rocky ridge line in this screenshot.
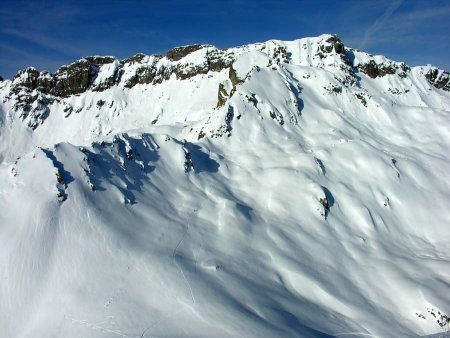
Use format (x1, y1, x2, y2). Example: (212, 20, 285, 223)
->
(2, 35, 449, 131)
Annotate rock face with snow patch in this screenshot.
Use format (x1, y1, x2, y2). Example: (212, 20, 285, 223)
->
(425, 68, 450, 91)
(0, 34, 449, 338)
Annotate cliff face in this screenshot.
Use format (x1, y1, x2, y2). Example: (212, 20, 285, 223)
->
(0, 35, 449, 338)
(2, 34, 448, 134)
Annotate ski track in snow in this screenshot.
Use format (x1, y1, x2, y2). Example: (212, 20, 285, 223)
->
(65, 208, 199, 338)
(65, 314, 140, 338)
(140, 208, 198, 338)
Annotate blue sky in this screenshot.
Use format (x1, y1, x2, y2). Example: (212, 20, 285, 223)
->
(1, 0, 449, 78)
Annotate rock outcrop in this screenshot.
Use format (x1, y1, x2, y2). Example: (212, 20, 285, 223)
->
(53, 59, 97, 96)
(356, 59, 410, 79)
(167, 44, 206, 61)
(11, 67, 41, 93)
(426, 68, 450, 91)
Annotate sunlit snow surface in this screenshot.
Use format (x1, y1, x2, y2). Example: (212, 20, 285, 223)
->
(0, 35, 449, 338)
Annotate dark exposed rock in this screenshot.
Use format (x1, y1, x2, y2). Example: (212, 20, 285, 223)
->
(318, 35, 344, 55)
(225, 105, 234, 132)
(355, 93, 367, 107)
(269, 110, 284, 125)
(126, 65, 165, 87)
(36, 72, 54, 94)
(208, 56, 230, 72)
(332, 85, 342, 94)
(123, 47, 234, 88)
(320, 197, 329, 210)
(12, 90, 53, 130)
(77, 56, 123, 92)
(63, 105, 73, 118)
(167, 44, 205, 61)
(183, 150, 194, 172)
(245, 93, 256, 104)
(217, 83, 228, 108)
(425, 68, 450, 91)
(126, 56, 222, 87)
(8, 46, 235, 96)
(92, 63, 122, 92)
(326, 35, 345, 55)
(122, 53, 147, 64)
(178, 49, 234, 79)
(174, 63, 208, 80)
(10, 57, 124, 97)
(316, 52, 326, 60)
(171, 49, 234, 81)
(11, 67, 40, 93)
(320, 43, 333, 53)
(317, 35, 352, 68)
(211, 105, 235, 138)
(198, 130, 206, 140)
(123, 56, 162, 88)
(96, 99, 105, 108)
(0, 75, 4, 82)
(53, 59, 96, 97)
(359, 60, 397, 79)
(359, 61, 379, 78)
(171, 48, 233, 81)
(6, 65, 94, 129)
(153, 65, 173, 84)
(12, 68, 55, 95)
(84, 56, 116, 66)
(12, 91, 33, 113)
(208, 49, 234, 72)
(229, 65, 243, 87)
(214, 64, 244, 108)
(125, 65, 157, 88)
(323, 84, 342, 95)
(52, 56, 122, 95)
(97, 70, 123, 91)
(398, 63, 410, 78)
(272, 46, 289, 64)
(388, 87, 409, 95)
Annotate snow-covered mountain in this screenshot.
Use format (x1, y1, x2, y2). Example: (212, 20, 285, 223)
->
(1, 34, 449, 338)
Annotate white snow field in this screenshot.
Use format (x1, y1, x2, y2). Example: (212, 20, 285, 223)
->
(0, 34, 449, 337)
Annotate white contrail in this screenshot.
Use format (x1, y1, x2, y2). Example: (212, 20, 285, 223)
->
(360, 0, 404, 49)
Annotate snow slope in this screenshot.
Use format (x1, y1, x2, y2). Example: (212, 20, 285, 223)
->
(0, 34, 449, 338)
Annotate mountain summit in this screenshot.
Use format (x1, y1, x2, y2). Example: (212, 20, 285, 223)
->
(1, 34, 449, 337)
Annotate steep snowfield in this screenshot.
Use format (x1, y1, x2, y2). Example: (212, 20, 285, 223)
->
(0, 34, 449, 337)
